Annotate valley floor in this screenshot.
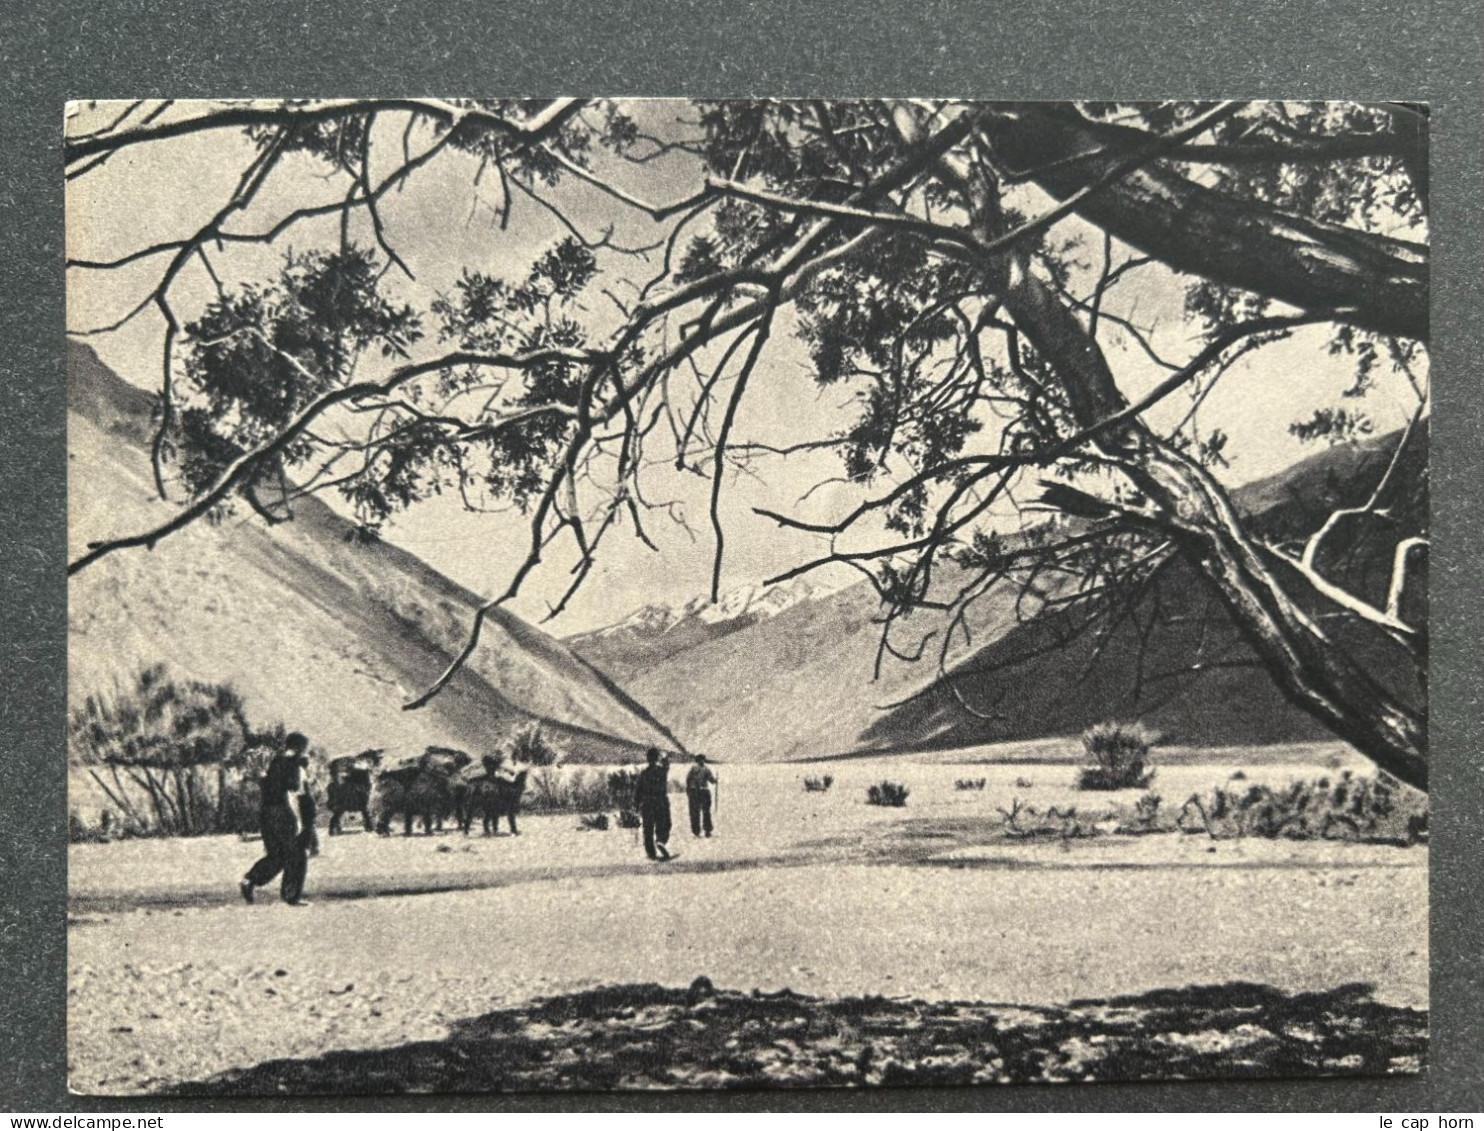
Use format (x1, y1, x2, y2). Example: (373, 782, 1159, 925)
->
(67, 751, 1428, 1094)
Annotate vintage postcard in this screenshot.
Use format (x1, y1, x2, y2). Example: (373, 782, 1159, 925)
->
(64, 99, 1429, 1095)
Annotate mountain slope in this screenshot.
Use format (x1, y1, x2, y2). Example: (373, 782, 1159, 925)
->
(66, 342, 681, 763)
(566, 432, 1425, 761)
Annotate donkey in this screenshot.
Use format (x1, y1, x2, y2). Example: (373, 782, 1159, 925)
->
(375, 747, 473, 836)
(327, 749, 383, 835)
(458, 756, 531, 836)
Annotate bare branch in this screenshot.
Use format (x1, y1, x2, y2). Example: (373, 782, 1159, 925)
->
(1387, 537, 1428, 623)
(708, 296, 778, 601)
(1300, 401, 1428, 573)
(64, 97, 585, 166)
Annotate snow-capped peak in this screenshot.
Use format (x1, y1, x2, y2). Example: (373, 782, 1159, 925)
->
(586, 577, 828, 638)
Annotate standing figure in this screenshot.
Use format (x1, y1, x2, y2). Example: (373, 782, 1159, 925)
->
(633, 748, 673, 861)
(239, 732, 316, 906)
(685, 754, 717, 838)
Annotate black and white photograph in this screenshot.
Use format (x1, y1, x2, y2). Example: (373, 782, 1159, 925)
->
(63, 98, 1431, 1096)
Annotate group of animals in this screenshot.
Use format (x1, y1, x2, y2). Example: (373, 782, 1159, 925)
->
(324, 747, 530, 837)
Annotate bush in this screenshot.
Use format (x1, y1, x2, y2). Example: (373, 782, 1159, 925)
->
(1114, 792, 1163, 835)
(1176, 770, 1426, 843)
(68, 812, 108, 843)
(955, 778, 987, 791)
(525, 767, 612, 813)
(1077, 721, 1157, 791)
(523, 766, 645, 814)
(69, 665, 313, 838)
(803, 775, 834, 793)
(607, 768, 640, 806)
(866, 780, 909, 807)
(616, 808, 642, 829)
(997, 797, 1107, 839)
(506, 722, 562, 767)
(578, 812, 610, 832)
(526, 766, 565, 811)
(568, 769, 615, 812)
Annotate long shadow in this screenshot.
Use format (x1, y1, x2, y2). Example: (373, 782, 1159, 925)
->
(68, 815, 1424, 917)
(68, 817, 969, 914)
(165, 979, 1426, 1096)
(67, 849, 817, 916)
(67, 811, 1000, 915)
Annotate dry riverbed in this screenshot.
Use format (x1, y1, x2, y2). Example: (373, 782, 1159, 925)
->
(68, 755, 1427, 1094)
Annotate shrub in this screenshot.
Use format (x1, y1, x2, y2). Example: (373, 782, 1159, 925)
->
(506, 722, 562, 767)
(520, 765, 647, 815)
(69, 812, 105, 843)
(997, 797, 1107, 839)
(526, 765, 562, 811)
(571, 770, 616, 811)
(616, 808, 642, 829)
(67, 664, 312, 838)
(525, 767, 614, 813)
(955, 778, 987, 791)
(1014, 777, 1035, 789)
(866, 780, 909, 807)
(578, 812, 610, 832)
(607, 768, 640, 807)
(803, 775, 834, 793)
(1077, 721, 1157, 790)
(1114, 792, 1163, 835)
(1176, 771, 1426, 843)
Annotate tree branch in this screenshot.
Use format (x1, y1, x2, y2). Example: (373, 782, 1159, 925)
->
(64, 98, 584, 166)
(979, 103, 1428, 341)
(708, 296, 778, 601)
(67, 347, 604, 576)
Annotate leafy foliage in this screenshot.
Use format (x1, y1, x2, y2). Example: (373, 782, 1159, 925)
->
(176, 246, 422, 509)
(69, 665, 302, 837)
(423, 238, 600, 513)
(1289, 407, 1376, 446)
(70, 663, 250, 772)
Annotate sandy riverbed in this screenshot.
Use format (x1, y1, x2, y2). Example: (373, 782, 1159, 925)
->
(68, 755, 1427, 1094)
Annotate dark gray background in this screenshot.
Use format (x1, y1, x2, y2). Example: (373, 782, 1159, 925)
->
(4, 0, 1479, 1112)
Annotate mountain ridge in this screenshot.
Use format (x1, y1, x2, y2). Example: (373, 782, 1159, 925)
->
(566, 429, 1425, 762)
(66, 341, 683, 764)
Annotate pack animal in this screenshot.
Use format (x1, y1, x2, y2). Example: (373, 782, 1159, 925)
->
(458, 756, 530, 836)
(326, 749, 383, 835)
(375, 747, 473, 836)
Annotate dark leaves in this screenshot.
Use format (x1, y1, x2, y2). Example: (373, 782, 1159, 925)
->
(177, 245, 422, 502)
(1289, 407, 1375, 445)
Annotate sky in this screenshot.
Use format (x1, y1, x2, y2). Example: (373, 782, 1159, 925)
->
(64, 99, 1426, 637)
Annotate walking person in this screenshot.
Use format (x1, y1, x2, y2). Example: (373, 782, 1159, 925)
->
(685, 754, 717, 838)
(240, 732, 317, 906)
(633, 748, 673, 861)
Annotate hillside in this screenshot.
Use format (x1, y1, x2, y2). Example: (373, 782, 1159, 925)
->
(66, 342, 681, 765)
(566, 431, 1426, 762)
